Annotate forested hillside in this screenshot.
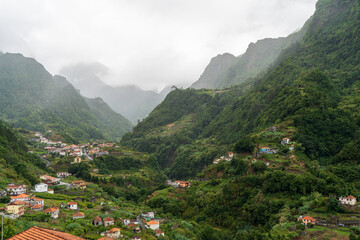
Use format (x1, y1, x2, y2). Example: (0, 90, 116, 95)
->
(122, 0, 360, 177)
(0, 53, 132, 141)
(0, 120, 45, 187)
(118, 1, 360, 239)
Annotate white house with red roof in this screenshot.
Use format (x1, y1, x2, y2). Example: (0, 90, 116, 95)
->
(298, 215, 316, 225)
(44, 207, 59, 219)
(339, 195, 357, 206)
(10, 193, 30, 202)
(155, 229, 165, 237)
(30, 196, 44, 206)
(68, 202, 78, 210)
(73, 212, 85, 219)
(31, 204, 44, 211)
(6, 184, 27, 195)
(106, 228, 121, 239)
(146, 220, 160, 230)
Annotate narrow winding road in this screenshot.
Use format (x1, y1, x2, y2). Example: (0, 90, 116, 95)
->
(40, 157, 50, 167)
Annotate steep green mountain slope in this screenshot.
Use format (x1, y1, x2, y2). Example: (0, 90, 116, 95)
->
(85, 97, 132, 137)
(191, 26, 307, 89)
(202, 0, 360, 157)
(0, 120, 45, 187)
(0, 53, 132, 141)
(122, 0, 360, 178)
(60, 63, 170, 123)
(191, 53, 237, 89)
(121, 87, 245, 169)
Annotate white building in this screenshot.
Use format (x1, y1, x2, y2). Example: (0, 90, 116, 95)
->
(146, 220, 160, 230)
(141, 212, 155, 219)
(44, 207, 59, 219)
(56, 172, 71, 178)
(68, 202, 78, 210)
(339, 195, 357, 206)
(123, 219, 131, 226)
(281, 138, 290, 145)
(34, 183, 48, 193)
(6, 184, 27, 195)
(30, 197, 44, 206)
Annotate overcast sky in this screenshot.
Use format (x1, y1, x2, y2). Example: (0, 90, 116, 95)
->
(0, 0, 317, 91)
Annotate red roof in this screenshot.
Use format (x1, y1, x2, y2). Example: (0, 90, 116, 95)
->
(44, 207, 59, 213)
(12, 201, 31, 207)
(108, 228, 120, 233)
(93, 216, 102, 222)
(128, 223, 137, 228)
(72, 180, 84, 184)
(30, 197, 44, 201)
(146, 220, 159, 225)
(155, 229, 164, 234)
(31, 204, 43, 209)
(11, 194, 30, 199)
(68, 202, 77, 205)
(8, 226, 85, 240)
(97, 237, 114, 240)
(347, 195, 356, 200)
(73, 212, 84, 217)
(303, 216, 316, 221)
(103, 216, 114, 222)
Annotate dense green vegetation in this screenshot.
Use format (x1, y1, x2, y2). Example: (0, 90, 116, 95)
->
(122, 6, 360, 239)
(0, 120, 44, 186)
(0, 54, 132, 141)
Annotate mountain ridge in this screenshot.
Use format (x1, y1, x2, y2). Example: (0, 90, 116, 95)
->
(0, 53, 132, 141)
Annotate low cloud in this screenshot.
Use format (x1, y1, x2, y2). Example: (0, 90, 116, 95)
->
(0, 0, 317, 91)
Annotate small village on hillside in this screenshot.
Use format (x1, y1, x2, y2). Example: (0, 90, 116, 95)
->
(0, 125, 359, 239)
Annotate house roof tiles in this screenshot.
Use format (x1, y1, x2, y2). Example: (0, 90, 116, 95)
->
(73, 212, 84, 217)
(8, 226, 85, 240)
(103, 217, 114, 222)
(146, 220, 159, 225)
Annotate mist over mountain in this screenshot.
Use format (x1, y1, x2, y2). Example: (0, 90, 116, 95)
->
(60, 63, 170, 123)
(0, 53, 132, 141)
(191, 26, 308, 89)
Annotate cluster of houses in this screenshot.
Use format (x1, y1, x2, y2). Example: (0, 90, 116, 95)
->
(33, 174, 86, 193)
(93, 211, 164, 239)
(33, 132, 83, 156)
(165, 180, 191, 188)
(339, 195, 357, 206)
(213, 152, 234, 164)
(32, 131, 116, 159)
(297, 195, 358, 228)
(0, 182, 87, 220)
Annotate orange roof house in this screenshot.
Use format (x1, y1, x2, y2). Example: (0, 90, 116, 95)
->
(31, 204, 44, 211)
(44, 207, 59, 219)
(97, 237, 114, 240)
(298, 215, 316, 225)
(73, 212, 85, 219)
(44, 207, 59, 213)
(93, 216, 102, 226)
(103, 216, 115, 227)
(155, 229, 165, 237)
(10, 194, 30, 202)
(106, 228, 121, 239)
(12, 200, 31, 207)
(8, 226, 85, 240)
(146, 220, 160, 230)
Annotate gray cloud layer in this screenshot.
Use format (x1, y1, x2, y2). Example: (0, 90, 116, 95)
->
(0, 0, 317, 90)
